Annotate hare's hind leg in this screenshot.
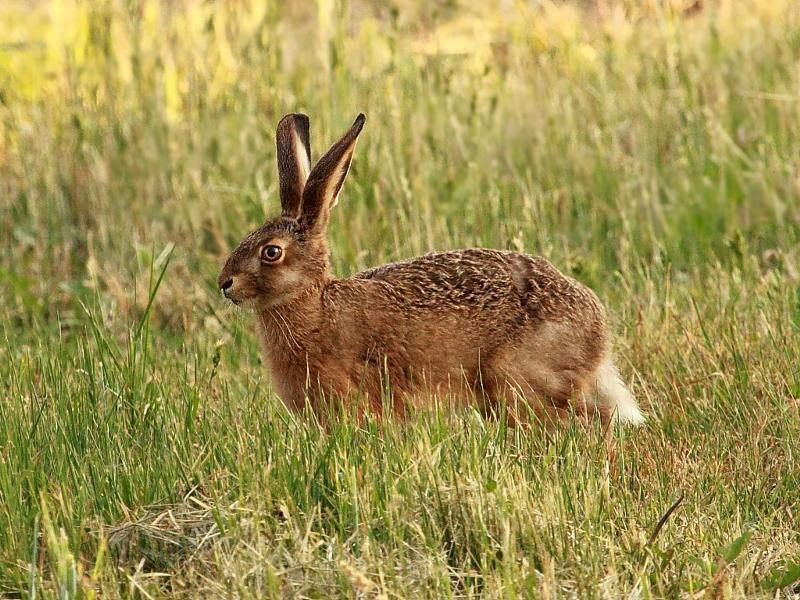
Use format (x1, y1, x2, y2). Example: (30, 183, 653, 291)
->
(480, 352, 592, 426)
(480, 320, 606, 426)
(481, 365, 590, 426)
(482, 356, 645, 427)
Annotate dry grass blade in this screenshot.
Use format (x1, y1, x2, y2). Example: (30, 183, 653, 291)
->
(647, 493, 685, 546)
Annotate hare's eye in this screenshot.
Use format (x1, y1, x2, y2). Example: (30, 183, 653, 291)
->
(261, 245, 283, 262)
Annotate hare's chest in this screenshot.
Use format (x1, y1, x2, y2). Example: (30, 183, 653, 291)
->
(257, 335, 342, 408)
(258, 349, 305, 410)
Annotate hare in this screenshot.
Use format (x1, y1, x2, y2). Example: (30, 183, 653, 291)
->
(218, 113, 644, 426)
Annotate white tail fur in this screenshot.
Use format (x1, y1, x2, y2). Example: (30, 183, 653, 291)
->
(590, 358, 645, 425)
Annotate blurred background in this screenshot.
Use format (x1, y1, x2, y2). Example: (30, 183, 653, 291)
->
(2, 0, 798, 337)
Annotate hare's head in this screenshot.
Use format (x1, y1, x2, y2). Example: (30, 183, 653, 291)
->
(218, 113, 365, 309)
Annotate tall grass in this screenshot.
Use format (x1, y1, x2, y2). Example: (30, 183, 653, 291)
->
(1, 0, 799, 597)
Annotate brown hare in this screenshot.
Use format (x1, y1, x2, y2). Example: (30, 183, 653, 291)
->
(218, 113, 644, 427)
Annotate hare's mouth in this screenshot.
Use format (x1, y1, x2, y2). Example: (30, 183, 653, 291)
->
(225, 295, 252, 307)
(224, 294, 261, 311)
(221, 290, 242, 305)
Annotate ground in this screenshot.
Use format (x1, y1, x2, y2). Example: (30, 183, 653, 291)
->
(1, 0, 799, 598)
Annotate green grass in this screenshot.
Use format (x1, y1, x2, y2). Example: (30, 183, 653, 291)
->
(1, 0, 800, 597)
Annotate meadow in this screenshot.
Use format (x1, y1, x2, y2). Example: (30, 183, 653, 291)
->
(1, 0, 800, 597)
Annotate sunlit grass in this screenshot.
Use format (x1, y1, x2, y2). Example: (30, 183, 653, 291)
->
(1, 0, 799, 597)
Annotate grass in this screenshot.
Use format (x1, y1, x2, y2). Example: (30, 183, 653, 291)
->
(1, 0, 800, 597)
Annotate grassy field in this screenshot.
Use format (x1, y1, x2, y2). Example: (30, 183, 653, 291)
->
(2, 0, 800, 597)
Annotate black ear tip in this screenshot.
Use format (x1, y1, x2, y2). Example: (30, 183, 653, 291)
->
(277, 112, 310, 129)
(353, 113, 366, 131)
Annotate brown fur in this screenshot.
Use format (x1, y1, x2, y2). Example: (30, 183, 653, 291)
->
(218, 113, 638, 426)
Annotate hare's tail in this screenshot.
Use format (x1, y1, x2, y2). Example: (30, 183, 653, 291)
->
(589, 358, 645, 425)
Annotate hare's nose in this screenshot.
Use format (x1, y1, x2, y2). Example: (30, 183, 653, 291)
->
(220, 278, 234, 297)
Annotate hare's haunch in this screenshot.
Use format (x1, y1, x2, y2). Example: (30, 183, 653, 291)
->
(218, 113, 644, 426)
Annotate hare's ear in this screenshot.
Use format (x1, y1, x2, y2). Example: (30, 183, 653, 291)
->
(300, 113, 365, 233)
(276, 113, 311, 219)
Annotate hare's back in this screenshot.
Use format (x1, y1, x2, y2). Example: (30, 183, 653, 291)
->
(354, 248, 601, 319)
